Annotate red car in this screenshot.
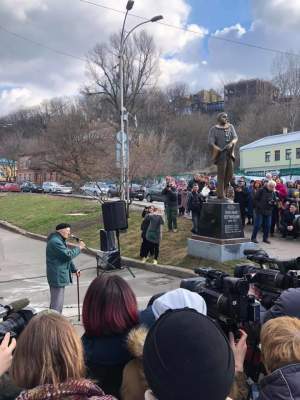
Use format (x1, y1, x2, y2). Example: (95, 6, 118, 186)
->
(0, 182, 21, 192)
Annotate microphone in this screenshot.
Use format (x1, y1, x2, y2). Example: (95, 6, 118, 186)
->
(70, 234, 81, 242)
(0, 298, 30, 318)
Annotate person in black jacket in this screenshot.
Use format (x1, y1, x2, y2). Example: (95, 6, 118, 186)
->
(187, 184, 203, 234)
(251, 180, 276, 244)
(161, 181, 178, 232)
(140, 206, 154, 262)
(281, 203, 299, 239)
(234, 179, 249, 227)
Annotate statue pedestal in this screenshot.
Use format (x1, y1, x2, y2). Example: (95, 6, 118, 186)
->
(187, 201, 257, 262)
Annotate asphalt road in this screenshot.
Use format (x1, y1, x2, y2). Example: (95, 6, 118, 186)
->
(0, 228, 180, 319)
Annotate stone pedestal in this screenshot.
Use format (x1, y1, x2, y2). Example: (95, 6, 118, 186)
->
(197, 201, 244, 239)
(187, 201, 257, 262)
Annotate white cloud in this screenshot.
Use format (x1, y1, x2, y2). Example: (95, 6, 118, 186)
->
(252, 0, 300, 30)
(0, 87, 43, 116)
(0, 0, 206, 115)
(214, 23, 246, 38)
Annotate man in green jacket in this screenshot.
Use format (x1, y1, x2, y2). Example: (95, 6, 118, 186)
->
(46, 223, 85, 313)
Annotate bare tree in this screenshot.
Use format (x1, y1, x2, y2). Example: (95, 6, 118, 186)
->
(84, 30, 159, 119)
(43, 101, 117, 184)
(272, 53, 300, 131)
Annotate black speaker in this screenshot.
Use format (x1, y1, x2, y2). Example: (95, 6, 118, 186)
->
(100, 229, 116, 252)
(96, 250, 121, 273)
(102, 201, 128, 231)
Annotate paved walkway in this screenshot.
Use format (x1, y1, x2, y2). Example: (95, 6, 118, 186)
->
(243, 225, 299, 260)
(0, 228, 180, 320)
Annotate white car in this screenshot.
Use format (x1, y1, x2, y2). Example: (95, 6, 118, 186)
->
(80, 182, 109, 197)
(42, 181, 73, 194)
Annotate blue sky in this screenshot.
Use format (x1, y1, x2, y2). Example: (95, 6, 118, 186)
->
(187, 0, 252, 32)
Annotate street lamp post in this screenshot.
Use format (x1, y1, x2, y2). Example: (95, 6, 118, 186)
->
(119, 1, 163, 203)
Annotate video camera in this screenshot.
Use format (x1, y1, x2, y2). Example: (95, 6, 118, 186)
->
(235, 249, 300, 308)
(181, 267, 260, 333)
(0, 298, 36, 342)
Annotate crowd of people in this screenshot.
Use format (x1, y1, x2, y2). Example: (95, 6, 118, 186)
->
(139, 173, 300, 263)
(3, 275, 300, 400)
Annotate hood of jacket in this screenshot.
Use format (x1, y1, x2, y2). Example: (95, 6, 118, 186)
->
(15, 379, 116, 400)
(126, 326, 148, 359)
(259, 363, 300, 400)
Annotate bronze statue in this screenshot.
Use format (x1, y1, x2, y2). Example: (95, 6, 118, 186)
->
(208, 112, 238, 200)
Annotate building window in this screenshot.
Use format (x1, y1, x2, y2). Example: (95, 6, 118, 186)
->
(265, 151, 271, 162)
(286, 149, 292, 160)
(274, 150, 280, 161)
(296, 148, 300, 159)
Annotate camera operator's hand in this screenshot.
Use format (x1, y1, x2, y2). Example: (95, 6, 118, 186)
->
(229, 329, 248, 373)
(79, 240, 86, 250)
(0, 332, 16, 377)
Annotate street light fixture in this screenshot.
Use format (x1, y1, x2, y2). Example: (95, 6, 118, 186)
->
(118, 4, 163, 205)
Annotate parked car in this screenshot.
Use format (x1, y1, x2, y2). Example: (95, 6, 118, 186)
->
(107, 183, 145, 201)
(0, 182, 21, 192)
(130, 183, 145, 201)
(80, 182, 109, 197)
(20, 181, 43, 193)
(42, 181, 72, 194)
(145, 183, 166, 203)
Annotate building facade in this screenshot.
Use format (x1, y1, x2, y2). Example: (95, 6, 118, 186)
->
(239, 131, 300, 177)
(17, 155, 60, 184)
(224, 79, 279, 106)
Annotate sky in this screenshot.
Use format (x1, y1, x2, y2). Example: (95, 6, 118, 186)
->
(0, 0, 300, 116)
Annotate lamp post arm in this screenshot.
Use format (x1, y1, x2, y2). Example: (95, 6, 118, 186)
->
(120, 9, 130, 49)
(121, 20, 151, 56)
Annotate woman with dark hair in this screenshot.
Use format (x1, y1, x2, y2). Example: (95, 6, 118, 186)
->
(11, 312, 115, 400)
(82, 275, 139, 397)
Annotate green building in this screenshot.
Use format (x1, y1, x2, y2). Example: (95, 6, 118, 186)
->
(239, 130, 300, 177)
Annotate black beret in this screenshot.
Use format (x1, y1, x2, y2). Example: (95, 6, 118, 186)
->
(55, 223, 71, 231)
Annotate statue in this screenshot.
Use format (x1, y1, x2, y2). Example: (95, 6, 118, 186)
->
(208, 112, 238, 200)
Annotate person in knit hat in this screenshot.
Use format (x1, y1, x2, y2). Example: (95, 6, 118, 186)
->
(143, 308, 235, 400)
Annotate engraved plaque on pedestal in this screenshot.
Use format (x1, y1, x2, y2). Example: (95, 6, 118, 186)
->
(197, 202, 244, 239)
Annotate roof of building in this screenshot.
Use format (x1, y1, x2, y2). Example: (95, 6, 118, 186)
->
(240, 131, 300, 151)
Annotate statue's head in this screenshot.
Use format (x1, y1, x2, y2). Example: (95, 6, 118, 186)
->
(217, 112, 228, 126)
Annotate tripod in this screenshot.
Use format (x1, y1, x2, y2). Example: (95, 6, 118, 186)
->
(96, 229, 135, 278)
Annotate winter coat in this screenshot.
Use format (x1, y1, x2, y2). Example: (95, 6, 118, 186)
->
(234, 187, 249, 212)
(275, 182, 288, 201)
(46, 232, 80, 287)
(15, 379, 116, 400)
(187, 191, 203, 213)
(258, 363, 300, 400)
(282, 209, 297, 228)
(161, 187, 178, 208)
(253, 187, 275, 216)
(263, 288, 300, 323)
(121, 327, 149, 400)
(82, 331, 132, 397)
(145, 215, 164, 244)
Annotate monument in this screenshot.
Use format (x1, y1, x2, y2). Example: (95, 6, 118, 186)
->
(187, 112, 257, 262)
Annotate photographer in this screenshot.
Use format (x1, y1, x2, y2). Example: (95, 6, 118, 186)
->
(161, 181, 178, 233)
(251, 180, 276, 244)
(234, 179, 249, 228)
(281, 203, 299, 239)
(187, 183, 204, 234)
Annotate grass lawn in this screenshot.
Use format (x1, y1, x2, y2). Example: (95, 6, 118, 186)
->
(0, 193, 237, 272)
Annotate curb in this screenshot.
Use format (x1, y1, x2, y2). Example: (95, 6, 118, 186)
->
(0, 220, 196, 279)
